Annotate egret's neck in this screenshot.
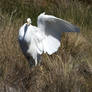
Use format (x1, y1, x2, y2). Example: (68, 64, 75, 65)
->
(26, 23, 31, 26)
(23, 24, 28, 40)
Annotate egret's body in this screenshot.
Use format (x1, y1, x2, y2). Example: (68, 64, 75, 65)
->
(18, 12, 80, 66)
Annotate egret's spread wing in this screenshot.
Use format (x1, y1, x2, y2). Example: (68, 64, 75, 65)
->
(37, 13, 80, 40)
(37, 13, 80, 55)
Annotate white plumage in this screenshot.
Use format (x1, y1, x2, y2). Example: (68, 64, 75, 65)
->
(18, 12, 80, 66)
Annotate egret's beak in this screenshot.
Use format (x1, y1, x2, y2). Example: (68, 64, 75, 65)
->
(27, 18, 31, 26)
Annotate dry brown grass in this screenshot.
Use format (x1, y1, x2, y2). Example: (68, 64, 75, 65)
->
(0, 18, 92, 92)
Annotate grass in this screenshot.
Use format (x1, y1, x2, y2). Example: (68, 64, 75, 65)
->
(0, 0, 92, 92)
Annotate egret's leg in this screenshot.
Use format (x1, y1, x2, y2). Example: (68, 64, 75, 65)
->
(35, 59, 38, 66)
(29, 58, 35, 67)
(38, 59, 42, 66)
(37, 54, 42, 65)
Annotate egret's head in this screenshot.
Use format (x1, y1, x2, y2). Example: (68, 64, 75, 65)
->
(27, 18, 31, 25)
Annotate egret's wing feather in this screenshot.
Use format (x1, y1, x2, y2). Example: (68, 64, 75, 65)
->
(37, 13, 80, 55)
(37, 13, 80, 39)
(42, 35, 60, 55)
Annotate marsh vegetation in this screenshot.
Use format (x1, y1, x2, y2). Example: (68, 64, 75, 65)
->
(0, 0, 92, 92)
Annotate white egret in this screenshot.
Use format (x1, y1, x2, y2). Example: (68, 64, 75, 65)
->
(18, 12, 80, 67)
